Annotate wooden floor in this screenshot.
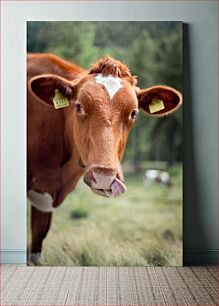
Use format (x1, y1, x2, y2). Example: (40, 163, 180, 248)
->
(1, 265, 218, 305)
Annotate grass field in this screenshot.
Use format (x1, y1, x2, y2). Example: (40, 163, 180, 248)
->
(27, 161, 182, 266)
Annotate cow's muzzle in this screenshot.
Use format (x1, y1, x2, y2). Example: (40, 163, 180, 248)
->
(83, 166, 126, 197)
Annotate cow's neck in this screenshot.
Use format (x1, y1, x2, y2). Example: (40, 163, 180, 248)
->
(28, 107, 84, 206)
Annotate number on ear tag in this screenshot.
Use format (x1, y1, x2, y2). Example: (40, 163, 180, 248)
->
(149, 97, 165, 113)
(53, 89, 69, 109)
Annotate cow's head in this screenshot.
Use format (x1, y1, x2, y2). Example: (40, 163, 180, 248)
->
(29, 57, 182, 198)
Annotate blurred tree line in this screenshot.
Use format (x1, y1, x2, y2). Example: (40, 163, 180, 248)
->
(27, 22, 182, 168)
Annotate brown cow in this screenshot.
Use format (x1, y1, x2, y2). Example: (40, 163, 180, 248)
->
(27, 53, 182, 263)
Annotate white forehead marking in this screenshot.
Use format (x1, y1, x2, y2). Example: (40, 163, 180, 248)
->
(28, 190, 54, 212)
(95, 73, 123, 99)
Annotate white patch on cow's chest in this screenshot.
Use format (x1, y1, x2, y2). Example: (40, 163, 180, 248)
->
(95, 73, 123, 99)
(28, 190, 54, 212)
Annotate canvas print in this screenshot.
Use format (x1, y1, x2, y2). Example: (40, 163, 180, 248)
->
(27, 21, 183, 266)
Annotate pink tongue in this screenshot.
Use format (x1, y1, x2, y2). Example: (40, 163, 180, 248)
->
(106, 178, 126, 197)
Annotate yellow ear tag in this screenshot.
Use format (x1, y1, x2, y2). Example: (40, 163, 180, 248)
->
(53, 89, 69, 109)
(149, 97, 165, 114)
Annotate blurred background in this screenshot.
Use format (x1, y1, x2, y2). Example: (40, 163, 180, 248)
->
(27, 22, 182, 266)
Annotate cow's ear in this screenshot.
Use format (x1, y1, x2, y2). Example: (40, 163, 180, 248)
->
(29, 74, 75, 106)
(137, 85, 182, 117)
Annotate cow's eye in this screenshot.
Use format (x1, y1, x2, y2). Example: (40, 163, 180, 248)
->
(129, 109, 138, 120)
(75, 102, 84, 113)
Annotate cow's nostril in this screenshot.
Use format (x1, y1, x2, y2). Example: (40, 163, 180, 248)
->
(83, 168, 97, 187)
(83, 175, 92, 187)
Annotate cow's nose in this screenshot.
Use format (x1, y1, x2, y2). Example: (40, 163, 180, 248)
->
(91, 166, 117, 190)
(84, 165, 126, 197)
(84, 166, 117, 189)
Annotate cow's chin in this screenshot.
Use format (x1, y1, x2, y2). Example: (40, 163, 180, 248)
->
(90, 178, 127, 198)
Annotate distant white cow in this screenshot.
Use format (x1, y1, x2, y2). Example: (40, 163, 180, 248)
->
(143, 170, 172, 189)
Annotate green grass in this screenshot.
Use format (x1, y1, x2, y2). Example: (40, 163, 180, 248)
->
(27, 162, 182, 266)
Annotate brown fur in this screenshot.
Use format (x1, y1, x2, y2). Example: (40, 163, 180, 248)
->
(31, 206, 52, 253)
(27, 53, 85, 79)
(89, 56, 137, 86)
